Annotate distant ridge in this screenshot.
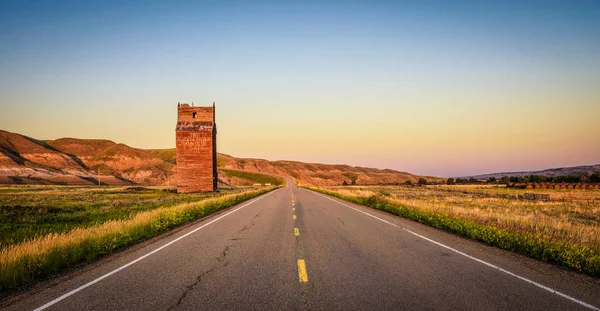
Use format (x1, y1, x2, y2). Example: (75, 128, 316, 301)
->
(468, 164, 600, 180)
(0, 129, 441, 186)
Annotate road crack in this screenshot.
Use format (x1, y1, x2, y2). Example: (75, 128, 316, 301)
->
(166, 208, 264, 310)
(217, 245, 230, 263)
(166, 243, 234, 310)
(166, 267, 216, 311)
(236, 209, 264, 234)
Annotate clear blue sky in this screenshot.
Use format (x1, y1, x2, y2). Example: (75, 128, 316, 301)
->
(1, 1, 599, 176)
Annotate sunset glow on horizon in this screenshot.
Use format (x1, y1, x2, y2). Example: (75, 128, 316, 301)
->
(1, 1, 599, 177)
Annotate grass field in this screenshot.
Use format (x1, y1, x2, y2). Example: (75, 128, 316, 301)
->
(0, 185, 279, 291)
(0, 185, 251, 248)
(305, 184, 600, 277)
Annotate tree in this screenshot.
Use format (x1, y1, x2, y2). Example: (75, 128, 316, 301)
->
(469, 177, 478, 183)
(418, 178, 428, 185)
(342, 180, 348, 186)
(501, 176, 510, 184)
(342, 172, 359, 185)
(446, 177, 455, 185)
(529, 175, 547, 183)
(488, 177, 497, 183)
(405, 180, 413, 186)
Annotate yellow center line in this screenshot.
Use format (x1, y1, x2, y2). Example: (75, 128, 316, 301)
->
(293, 215, 297, 220)
(294, 228, 300, 236)
(297, 259, 308, 283)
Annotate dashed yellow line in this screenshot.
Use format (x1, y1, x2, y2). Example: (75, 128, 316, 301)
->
(297, 259, 308, 283)
(292, 190, 307, 284)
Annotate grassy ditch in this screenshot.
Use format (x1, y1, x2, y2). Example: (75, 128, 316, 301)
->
(304, 186, 600, 277)
(0, 187, 278, 291)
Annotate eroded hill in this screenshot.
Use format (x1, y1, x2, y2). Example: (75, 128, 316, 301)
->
(0, 129, 441, 186)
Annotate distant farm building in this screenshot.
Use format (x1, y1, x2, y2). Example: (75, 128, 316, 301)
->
(176, 103, 217, 193)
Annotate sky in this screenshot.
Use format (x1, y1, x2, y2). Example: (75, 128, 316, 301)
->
(1, 0, 599, 177)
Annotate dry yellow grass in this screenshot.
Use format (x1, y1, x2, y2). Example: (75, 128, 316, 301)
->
(326, 185, 600, 253)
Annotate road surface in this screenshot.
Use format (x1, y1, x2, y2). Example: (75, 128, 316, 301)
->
(2, 178, 600, 310)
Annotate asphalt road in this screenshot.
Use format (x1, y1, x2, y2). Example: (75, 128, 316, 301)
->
(2, 178, 600, 310)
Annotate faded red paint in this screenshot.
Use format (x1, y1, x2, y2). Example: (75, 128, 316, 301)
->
(176, 103, 217, 193)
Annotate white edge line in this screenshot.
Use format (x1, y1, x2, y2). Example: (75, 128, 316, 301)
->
(34, 188, 282, 311)
(306, 189, 600, 311)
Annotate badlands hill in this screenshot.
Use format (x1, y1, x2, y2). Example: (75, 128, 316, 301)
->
(0, 129, 440, 186)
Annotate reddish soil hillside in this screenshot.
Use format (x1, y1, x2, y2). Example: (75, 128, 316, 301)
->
(47, 139, 175, 185)
(0, 130, 98, 185)
(1, 129, 442, 186)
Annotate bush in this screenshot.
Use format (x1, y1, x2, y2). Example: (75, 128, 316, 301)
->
(342, 173, 359, 185)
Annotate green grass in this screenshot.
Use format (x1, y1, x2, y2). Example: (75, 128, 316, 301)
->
(148, 149, 176, 164)
(220, 169, 285, 186)
(305, 186, 600, 277)
(0, 186, 249, 249)
(0, 186, 279, 291)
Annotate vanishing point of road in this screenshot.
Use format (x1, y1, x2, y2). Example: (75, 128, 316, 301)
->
(2, 178, 600, 311)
